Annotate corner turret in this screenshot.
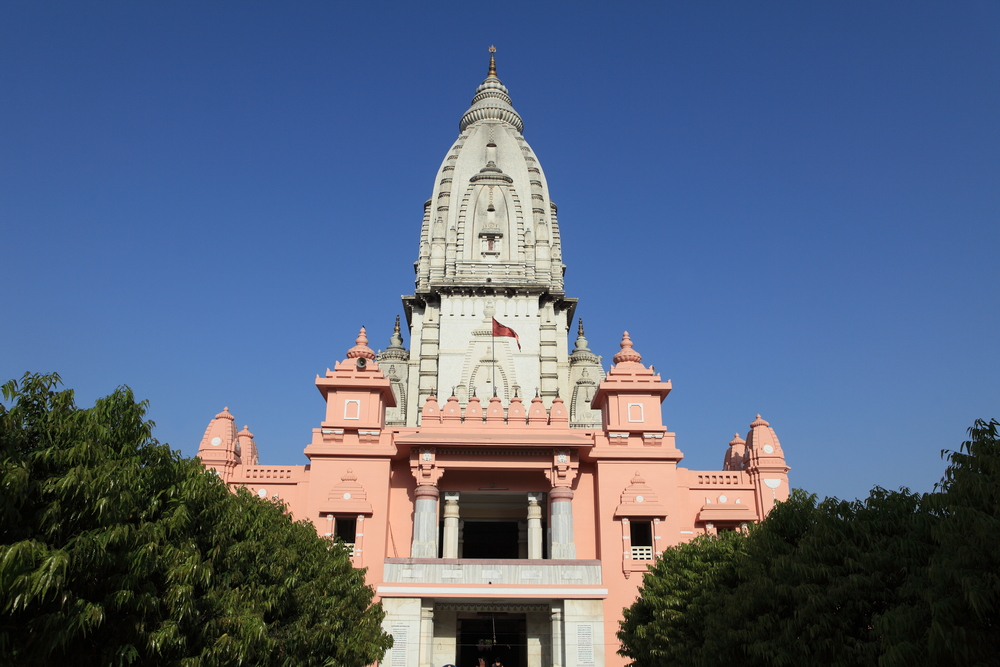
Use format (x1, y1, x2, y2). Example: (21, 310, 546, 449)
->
(744, 415, 790, 516)
(591, 332, 674, 450)
(314, 327, 397, 435)
(197, 407, 242, 481)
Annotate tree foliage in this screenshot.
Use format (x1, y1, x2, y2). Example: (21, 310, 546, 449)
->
(619, 418, 1000, 667)
(0, 373, 392, 666)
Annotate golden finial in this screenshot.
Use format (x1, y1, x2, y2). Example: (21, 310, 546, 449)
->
(488, 45, 497, 77)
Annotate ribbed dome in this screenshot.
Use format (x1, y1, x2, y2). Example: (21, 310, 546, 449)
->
(459, 66, 524, 133)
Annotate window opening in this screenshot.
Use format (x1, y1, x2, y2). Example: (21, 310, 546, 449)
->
(334, 517, 357, 546)
(630, 520, 653, 560)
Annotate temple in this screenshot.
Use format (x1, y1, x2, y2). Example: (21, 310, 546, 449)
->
(197, 48, 790, 667)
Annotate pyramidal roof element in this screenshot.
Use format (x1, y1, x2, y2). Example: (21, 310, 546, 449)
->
(460, 46, 524, 133)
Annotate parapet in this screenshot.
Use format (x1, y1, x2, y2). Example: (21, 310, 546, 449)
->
(419, 392, 573, 428)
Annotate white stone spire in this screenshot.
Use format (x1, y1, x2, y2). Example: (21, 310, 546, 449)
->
(411, 47, 564, 295)
(399, 49, 594, 426)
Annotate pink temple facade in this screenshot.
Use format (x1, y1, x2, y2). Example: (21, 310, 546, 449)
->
(197, 51, 790, 667)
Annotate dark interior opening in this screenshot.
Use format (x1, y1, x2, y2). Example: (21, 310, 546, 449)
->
(462, 521, 519, 558)
(630, 520, 652, 546)
(457, 615, 526, 667)
(334, 517, 357, 543)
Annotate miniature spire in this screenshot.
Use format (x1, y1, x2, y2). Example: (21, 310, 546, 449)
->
(388, 315, 404, 348)
(380, 315, 409, 361)
(572, 318, 591, 352)
(612, 331, 643, 364)
(460, 46, 523, 133)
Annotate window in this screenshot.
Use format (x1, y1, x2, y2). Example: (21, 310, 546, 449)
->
(334, 517, 357, 546)
(630, 520, 653, 560)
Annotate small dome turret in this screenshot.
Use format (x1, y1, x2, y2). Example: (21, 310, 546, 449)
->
(571, 318, 600, 364)
(612, 331, 643, 365)
(379, 316, 409, 362)
(745, 414, 786, 460)
(723, 433, 748, 471)
(346, 327, 377, 360)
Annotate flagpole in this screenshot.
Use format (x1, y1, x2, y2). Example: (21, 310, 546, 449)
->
(492, 320, 496, 390)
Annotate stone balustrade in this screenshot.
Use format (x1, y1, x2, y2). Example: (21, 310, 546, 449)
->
(383, 558, 602, 586)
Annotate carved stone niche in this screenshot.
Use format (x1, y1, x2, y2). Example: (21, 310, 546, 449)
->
(319, 468, 373, 515)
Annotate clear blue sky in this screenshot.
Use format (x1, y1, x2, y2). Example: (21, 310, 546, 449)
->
(3, 2, 997, 502)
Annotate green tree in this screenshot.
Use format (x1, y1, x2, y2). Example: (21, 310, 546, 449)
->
(709, 488, 931, 667)
(618, 530, 745, 667)
(0, 373, 392, 666)
(619, 419, 1000, 667)
(877, 418, 1000, 667)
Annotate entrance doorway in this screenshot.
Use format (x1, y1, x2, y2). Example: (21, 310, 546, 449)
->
(457, 614, 526, 667)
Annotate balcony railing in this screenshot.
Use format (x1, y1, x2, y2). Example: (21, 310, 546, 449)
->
(631, 546, 653, 561)
(382, 558, 602, 585)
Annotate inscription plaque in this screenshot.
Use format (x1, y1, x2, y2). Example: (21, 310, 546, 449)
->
(577, 623, 594, 666)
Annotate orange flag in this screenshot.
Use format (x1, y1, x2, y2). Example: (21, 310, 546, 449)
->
(492, 317, 521, 350)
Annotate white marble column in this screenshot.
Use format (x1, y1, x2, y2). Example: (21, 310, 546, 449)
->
(442, 492, 460, 558)
(411, 486, 440, 558)
(527, 493, 543, 559)
(549, 488, 576, 559)
(550, 603, 564, 667)
(419, 603, 435, 667)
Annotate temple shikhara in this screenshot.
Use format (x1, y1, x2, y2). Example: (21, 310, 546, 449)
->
(197, 49, 790, 667)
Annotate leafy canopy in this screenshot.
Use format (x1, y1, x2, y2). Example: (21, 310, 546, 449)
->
(618, 418, 1000, 667)
(0, 373, 392, 667)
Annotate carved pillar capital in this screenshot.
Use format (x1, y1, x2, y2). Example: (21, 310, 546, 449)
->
(410, 446, 444, 486)
(544, 448, 579, 489)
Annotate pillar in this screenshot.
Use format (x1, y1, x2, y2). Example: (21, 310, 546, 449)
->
(442, 492, 460, 559)
(411, 486, 440, 558)
(550, 488, 576, 559)
(550, 603, 564, 667)
(527, 493, 543, 559)
(432, 608, 458, 667)
(419, 602, 435, 667)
